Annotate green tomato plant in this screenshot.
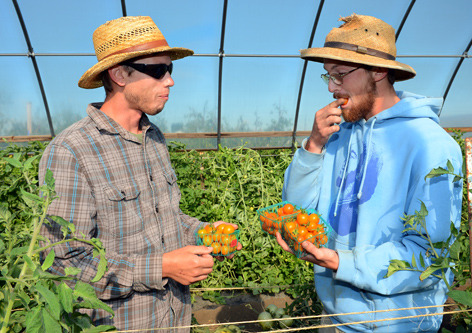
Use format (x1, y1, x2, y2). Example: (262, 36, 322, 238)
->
(386, 154, 471, 331)
(0, 143, 114, 333)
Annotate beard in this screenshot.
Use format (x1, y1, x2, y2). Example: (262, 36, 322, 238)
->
(124, 89, 165, 116)
(337, 77, 377, 123)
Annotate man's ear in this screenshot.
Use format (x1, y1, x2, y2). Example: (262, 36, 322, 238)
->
(108, 65, 127, 87)
(372, 67, 388, 82)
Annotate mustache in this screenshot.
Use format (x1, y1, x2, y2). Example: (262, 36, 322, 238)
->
(333, 93, 349, 99)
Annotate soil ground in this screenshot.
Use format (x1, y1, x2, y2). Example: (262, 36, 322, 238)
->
(192, 284, 470, 332)
(192, 292, 293, 332)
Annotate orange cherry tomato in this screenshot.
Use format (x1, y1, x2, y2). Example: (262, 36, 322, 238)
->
(318, 234, 328, 245)
(223, 224, 236, 234)
(308, 213, 320, 225)
(204, 224, 214, 233)
(221, 245, 230, 256)
(284, 221, 297, 234)
(221, 234, 231, 245)
(298, 226, 308, 239)
(197, 228, 206, 238)
(297, 213, 309, 226)
(283, 203, 294, 215)
(277, 207, 285, 216)
(211, 242, 221, 254)
(203, 235, 213, 246)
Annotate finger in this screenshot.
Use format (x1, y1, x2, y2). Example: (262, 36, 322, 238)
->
(329, 98, 347, 108)
(214, 221, 239, 229)
(275, 232, 293, 254)
(325, 115, 342, 127)
(192, 246, 214, 255)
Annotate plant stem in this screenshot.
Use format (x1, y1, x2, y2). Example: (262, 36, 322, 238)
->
(0, 192, 51, 333)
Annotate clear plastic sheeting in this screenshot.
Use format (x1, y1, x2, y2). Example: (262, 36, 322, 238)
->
(1, 0, 471, 149)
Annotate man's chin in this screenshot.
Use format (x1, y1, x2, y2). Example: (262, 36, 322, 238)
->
(342, 109, 363, 123)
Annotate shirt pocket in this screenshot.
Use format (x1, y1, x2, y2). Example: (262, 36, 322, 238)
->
(103, 183, 144, 237)
(162, 169, 181, 205)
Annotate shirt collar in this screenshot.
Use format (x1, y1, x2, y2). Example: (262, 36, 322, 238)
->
(87, 103, 153, 142)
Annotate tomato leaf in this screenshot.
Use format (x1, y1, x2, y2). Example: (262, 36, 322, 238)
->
(41, 249, 55, 271)
(25, 306, 42, 333)
(411, 254, 417, 269)
(73, 281, 114, 315)
(58, 282, 74, 313)
(447, 290, 472, 307)
(91, 252, 107, 283)
(35, 281, 61, 320)
(21, 189, 43, 208)
(41, 307, 62, 332)
(424, 167, 448, 180)
(65, 266, 81, 276)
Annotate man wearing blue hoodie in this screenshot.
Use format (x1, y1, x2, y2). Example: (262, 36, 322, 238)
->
(277, 14, 462, 332)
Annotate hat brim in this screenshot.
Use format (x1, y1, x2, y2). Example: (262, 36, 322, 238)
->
(300, 47, 416, 82)
(78, 46, 194, 89)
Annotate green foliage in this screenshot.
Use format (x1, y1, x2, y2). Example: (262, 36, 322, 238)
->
(0, 142, 114, 332)
(386, 130, 471, 331)
(169, 142, 314, 303)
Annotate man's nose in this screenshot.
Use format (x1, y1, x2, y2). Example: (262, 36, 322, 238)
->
(327, 79, 338, 93)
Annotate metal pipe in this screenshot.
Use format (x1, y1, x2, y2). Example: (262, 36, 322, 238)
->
(291, 0, 325, 152)
(440, 38, 472, 116)
(12, 0, 55, 137)
(121, 0, 127, 16)
(396, 0, 416, 40)
(217, 0, 228, 150)
(0, 53, 469, 58)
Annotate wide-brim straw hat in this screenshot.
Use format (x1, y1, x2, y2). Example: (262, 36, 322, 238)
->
(301, 14, 415, 81)
(78, 16, 194, 89)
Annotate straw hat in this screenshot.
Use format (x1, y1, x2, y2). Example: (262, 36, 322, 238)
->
(78, 16, 194, 89)
(301, 14, 415, 81)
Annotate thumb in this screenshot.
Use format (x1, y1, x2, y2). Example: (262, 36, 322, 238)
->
(301, 241, 319, 253)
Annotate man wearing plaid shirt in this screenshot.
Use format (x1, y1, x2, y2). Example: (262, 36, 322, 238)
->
(39, 16, 240, 332)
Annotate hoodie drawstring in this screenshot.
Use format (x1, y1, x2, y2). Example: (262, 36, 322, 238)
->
(334, 127, 355, 217)
(334, 118, 377, 216)
(357, 118, 376, 200)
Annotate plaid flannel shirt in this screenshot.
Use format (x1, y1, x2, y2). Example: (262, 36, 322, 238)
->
(39, 103, 205, 332)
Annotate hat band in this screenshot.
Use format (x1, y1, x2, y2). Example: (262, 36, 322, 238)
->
(324, 41, 395, 60)
(101, 39, 170, 61)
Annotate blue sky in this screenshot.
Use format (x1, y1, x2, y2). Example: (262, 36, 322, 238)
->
(1, 0, 471, 138)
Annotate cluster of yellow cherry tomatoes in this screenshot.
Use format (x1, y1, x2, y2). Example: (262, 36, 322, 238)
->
(259, 202, 328, 257)
(196, 223, 239, 256)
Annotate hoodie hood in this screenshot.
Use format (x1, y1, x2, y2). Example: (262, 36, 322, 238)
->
(333, 91, 443, 216)
(370, 91, 443, 124)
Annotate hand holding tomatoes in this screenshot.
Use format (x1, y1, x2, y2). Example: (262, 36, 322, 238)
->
(162, 246, 214, 285)
(196, 221, 242, 260)
(275, 232, 339, 271)
(258, 202, 330, 258)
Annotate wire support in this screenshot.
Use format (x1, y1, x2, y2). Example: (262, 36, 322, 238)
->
(105, 304, 472, 333)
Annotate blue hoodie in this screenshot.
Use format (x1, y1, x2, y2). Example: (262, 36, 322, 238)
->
(282, 91, 463, 332)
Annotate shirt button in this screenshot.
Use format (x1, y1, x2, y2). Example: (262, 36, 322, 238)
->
(155, 206, 159, 213)
(150, 175, 153, 181)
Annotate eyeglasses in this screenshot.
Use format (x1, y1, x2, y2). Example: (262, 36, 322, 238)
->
(321, 67, 362, 85)
(122, 62, 173, 80)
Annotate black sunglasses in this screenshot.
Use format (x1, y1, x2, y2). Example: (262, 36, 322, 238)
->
(122, 62, 173, 80)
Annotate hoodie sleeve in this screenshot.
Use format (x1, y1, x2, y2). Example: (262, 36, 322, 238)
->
(282, 138, 325, 208)
(334, 155, 463, 295)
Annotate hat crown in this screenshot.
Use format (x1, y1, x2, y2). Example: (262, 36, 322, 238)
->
(326, 14, 397, 57)
(92, 16, 167, 61)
